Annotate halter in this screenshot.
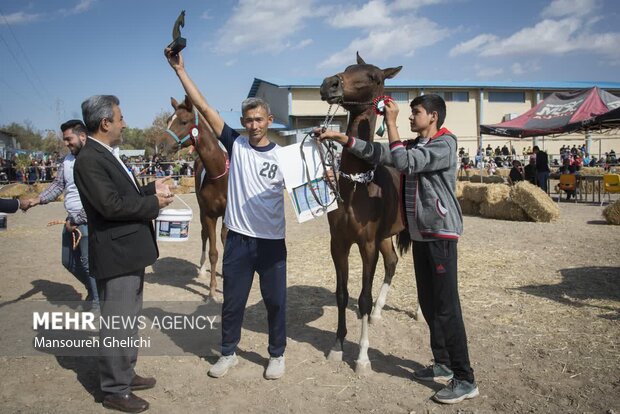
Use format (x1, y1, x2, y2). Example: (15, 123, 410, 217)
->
(165, 110, 200, 148)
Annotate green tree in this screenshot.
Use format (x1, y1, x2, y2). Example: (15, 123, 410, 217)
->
(1, 121, 43, 150)
(41, 131, 66, 154)
(144, 110, 172, 158)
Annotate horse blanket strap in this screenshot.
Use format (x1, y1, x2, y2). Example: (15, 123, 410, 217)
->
(166, 110, 199, 146)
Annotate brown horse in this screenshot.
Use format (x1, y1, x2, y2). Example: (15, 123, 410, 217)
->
(165, 95, 228, 297)
(320, 53, 406, 374)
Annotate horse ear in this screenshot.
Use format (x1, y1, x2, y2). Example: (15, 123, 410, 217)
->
(356, 51, 366, 65)
(383, 66, 402, 80)
(183, 95, 194, 111)
(171, 97, 179, 109)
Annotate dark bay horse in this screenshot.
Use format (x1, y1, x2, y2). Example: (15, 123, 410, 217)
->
(320, 53, 406, 374)
(165, 96, 228, 298)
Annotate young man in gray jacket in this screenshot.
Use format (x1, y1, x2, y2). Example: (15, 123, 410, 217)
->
(319, 94, 478, 405)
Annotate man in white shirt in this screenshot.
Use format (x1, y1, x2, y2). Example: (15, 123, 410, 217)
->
(23, 120, 99, 309)
(165, 48, 288, 380)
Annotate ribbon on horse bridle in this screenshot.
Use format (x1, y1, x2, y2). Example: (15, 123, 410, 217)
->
(165, 110, 200, 148)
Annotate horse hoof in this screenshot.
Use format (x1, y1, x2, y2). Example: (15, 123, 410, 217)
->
(355, 360, 372, 375)
(369, 314, 382, 324)
(327, 349, 343, 362)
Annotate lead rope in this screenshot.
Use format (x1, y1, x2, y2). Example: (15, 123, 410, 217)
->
(299, 103, 343, 209)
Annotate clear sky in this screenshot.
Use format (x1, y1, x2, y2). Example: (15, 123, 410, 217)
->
(1, 0, 619, 133)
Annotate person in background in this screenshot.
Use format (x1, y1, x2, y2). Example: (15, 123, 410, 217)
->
(22, 120, 99, 310)
(533, 146, 550, 192)
(508, 160, 524, 185)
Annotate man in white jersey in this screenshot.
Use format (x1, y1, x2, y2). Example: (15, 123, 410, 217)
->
(166, 48, 288, 380)
(23, 120, 99, 310)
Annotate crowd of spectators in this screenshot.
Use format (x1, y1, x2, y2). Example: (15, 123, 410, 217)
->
(1, 153, 196, 184)
(458, 143, 618, 176)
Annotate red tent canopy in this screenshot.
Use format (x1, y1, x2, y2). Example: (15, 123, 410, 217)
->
(480, 87, 620, 138)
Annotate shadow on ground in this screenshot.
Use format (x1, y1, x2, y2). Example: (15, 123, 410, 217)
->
(518, 266, 620, 319)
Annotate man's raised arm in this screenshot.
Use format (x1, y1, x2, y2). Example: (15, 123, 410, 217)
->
(165, 48, 225, 137)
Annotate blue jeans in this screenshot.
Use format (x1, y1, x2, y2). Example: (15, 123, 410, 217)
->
(61, 224, 99, 306)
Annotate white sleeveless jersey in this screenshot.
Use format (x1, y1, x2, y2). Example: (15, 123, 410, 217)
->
(224, 135, 285, 239)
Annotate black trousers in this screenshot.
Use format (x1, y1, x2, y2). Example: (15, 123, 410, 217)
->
(412, 240, 474, 382)
(97, 271, 144, 395)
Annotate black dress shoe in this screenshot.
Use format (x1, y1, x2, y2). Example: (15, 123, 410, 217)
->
(131, 374, 156, 391)
(103, 392, 149, 413)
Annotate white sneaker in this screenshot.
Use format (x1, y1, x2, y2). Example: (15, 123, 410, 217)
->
(208, 353, 238, 378)
(265, 355, 285, 380)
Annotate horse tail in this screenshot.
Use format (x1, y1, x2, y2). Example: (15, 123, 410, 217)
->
(396, 228, 411, 256)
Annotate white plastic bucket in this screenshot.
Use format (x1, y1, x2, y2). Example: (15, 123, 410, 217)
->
(155, 208, 193, 242)
(0, 212, 7, 231)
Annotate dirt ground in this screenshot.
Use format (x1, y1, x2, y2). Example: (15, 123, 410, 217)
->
(0, 193, 618, 414)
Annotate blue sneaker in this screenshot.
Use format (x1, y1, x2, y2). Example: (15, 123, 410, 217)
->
(413, 363, 454, 382)
(433, 379, 479, 404)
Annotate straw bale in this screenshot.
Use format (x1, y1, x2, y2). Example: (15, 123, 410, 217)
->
(32, 183, 50, 193)
(602, 199, 620, 225)
(461, 182, 510, 204)
(455, 181, 465, 198)
(496, 168, 510, 177)
(510, 181, 560, 222)
(458, 197, 479, 216)
(480, 199, 529, 221)
(0, 183, 31, 198)
(179, 176, 195, 187)
(484, 184, 511, 204)
(580, 167, 604, 176)
(468, 174, 505, 184)
(462, 183, 487, 203)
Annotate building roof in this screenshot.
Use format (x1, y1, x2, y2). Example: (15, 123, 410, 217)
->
(248, 78, 620, 96)
(218, 110, 288, 130)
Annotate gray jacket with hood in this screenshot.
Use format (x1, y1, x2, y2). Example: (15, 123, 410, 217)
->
(346, 129, 463, 241)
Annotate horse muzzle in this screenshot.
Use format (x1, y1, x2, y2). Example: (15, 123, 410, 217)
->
(320, 75, 343, 104)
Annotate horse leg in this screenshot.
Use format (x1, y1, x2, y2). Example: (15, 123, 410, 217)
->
(355, 240, 379, 375)
(205, 217, 218, 298)
(327, 236, 352, 362)
(220, 221, 228, 247)
(197, 212, 209, 279)
(370, 237, 398, 324)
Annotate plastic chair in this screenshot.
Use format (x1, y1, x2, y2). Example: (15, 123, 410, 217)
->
(558, 174, 577, 203)
(601, 174, 620, 206)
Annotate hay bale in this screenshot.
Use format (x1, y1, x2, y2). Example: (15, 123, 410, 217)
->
(580, 167, 604, 176)
(458, 197, 479, 216)
(462, 183, 486, 203)
(461, 182, 510, 204)
(455, 181, 465, 198)
(480, 199, 529, 221)
(0, 183, 31, 198)
(602, 199, 620, 225)
(483, 184, 510, 204)
(483, 175, 506, 184)
(179, 176, 195, 187)
(32, 183, 51, 193)
(510, 181, 560, 222)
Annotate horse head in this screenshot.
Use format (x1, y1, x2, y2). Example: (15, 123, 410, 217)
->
(159, 95, 200, 155)
(320, 52, 402, 114)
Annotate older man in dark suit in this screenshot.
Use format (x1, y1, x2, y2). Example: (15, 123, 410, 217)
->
(0, 198, 20, 213)
(74, 95, 173, 413)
